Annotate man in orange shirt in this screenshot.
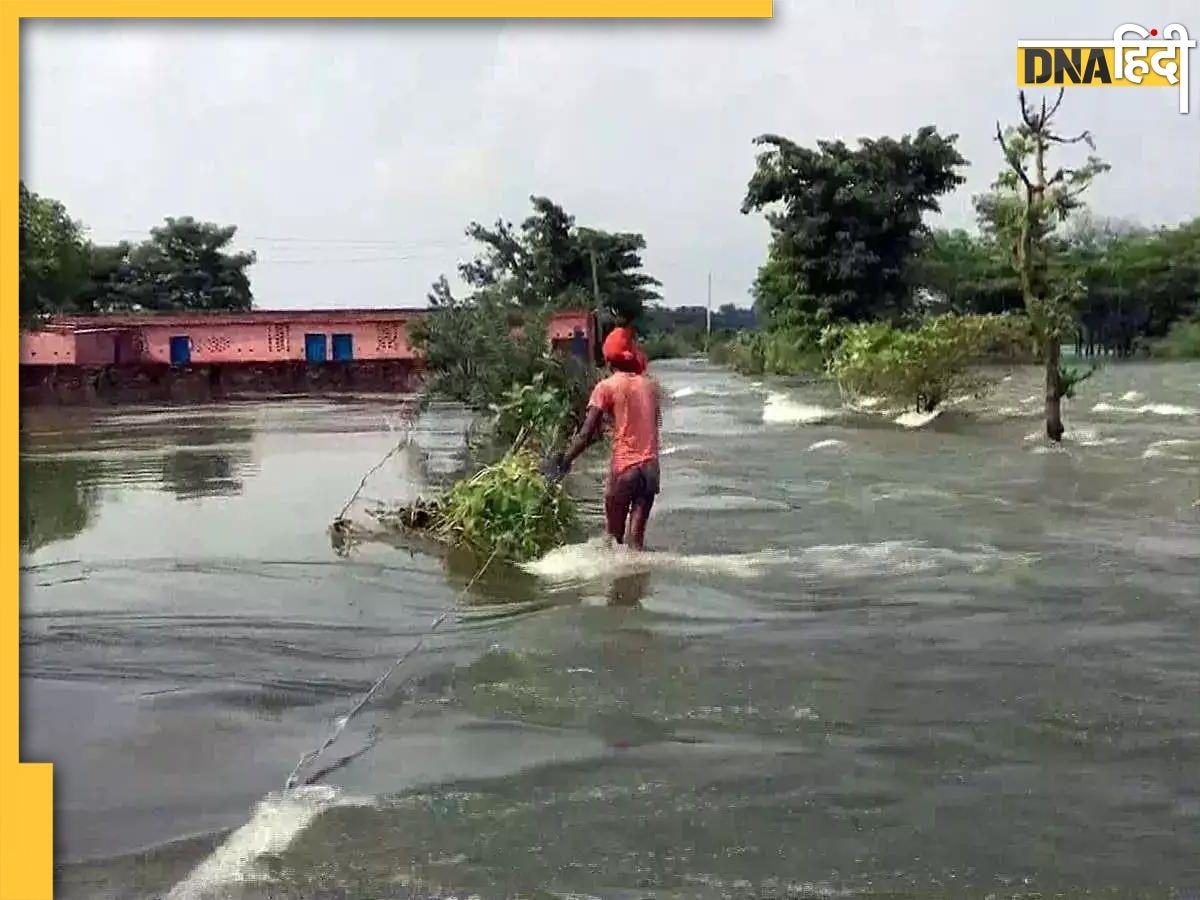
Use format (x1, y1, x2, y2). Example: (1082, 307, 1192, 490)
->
(552, 326, 662, 551)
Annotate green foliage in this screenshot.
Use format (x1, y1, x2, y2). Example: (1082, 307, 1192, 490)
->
(409, 297, 592, 447)
(711, 326, 826, 377)
(19, 182, 256, 320)
(18, 182, 90, 325)
(111, 217, 256, 312)
(639, 330, 706, 360)
(457, 195, 660, 325)
(489, 372, 580, 456)
(434, 451, 579, 563)
(742, 127, 967, 328)
(1151, 319, 1200, 359)
(1057, 362, 1095, 399)
(911, 229, 1024, 316)
(976, 92, 1110, 347)
(826, 314, 1031, 413)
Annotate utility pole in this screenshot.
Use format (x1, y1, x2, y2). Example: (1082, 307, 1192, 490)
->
(706, 272, 713, 347)
(589, 249, 602, 322)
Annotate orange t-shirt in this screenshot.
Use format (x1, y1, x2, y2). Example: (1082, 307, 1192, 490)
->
(589, 371, 661, 475)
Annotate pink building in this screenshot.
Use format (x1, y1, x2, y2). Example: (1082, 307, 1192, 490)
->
(21, 308, 597, 367)
(19, 308, 599, 405)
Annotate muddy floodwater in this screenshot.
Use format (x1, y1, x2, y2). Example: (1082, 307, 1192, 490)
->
(19, 359, 1200, 899)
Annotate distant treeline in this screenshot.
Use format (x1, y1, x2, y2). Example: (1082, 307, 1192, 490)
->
(636, 303, 756, 359)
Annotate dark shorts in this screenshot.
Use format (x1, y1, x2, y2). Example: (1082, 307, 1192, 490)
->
(605, 459, 660, 538)
(607, 459, 660, 504)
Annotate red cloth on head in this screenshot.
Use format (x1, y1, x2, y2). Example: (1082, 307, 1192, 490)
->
(602, 327, 647, 373)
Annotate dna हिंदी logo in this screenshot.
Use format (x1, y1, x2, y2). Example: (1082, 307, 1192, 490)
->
(1017, 23, 1196, 113)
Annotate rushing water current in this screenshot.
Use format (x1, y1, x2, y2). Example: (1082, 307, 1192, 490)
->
(19, 359, 1200, 899)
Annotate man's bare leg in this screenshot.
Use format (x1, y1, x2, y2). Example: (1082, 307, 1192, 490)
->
(627, 496, 654, 551)
(604, 489, 630, 545)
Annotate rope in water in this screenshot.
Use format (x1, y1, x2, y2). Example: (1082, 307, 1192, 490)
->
(286, 410, 498, 792)
(284, 545, 499, 791)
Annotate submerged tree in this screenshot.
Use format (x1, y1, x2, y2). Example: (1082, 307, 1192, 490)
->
(978, 89, 1110, 441)
(742, 127, 967, 330)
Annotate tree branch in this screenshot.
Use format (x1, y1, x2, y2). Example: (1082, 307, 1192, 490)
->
(1047, 130, 1095, 150)
(1046, 87, 1066, 121)
(995, 122, 1032, 189)
(1019, 90, 1039, 130)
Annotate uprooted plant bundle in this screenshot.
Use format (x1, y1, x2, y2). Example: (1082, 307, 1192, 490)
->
(371, 448, 579, 564)
(350, 301, 598, 565)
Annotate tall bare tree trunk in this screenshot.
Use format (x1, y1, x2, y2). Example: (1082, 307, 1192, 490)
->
(1044, 342, 1064, 441)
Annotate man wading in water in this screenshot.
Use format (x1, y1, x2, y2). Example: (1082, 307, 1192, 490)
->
(551, 325, 662, 552)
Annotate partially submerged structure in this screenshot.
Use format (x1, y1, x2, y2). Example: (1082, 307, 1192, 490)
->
(20, 308, 598, 405)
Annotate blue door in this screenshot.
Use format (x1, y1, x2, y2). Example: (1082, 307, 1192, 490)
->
(331, 333, 354, 361)
(169, 335, 191, 366)
(304, 333, 327, 363)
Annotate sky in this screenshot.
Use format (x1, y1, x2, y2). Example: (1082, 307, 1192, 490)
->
(20, 1, 1200, 311)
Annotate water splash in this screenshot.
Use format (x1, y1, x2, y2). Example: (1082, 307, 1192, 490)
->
(166, 786, 374, 900)
(762, 393, 838, 425)
(894, 408, 942, 429)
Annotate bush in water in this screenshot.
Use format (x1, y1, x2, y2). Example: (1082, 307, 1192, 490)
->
(1151, 319, 1200, 360)
(826, 313, 1032, 413)
(710, 328, 826, 376)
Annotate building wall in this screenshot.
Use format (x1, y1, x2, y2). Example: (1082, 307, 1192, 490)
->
(20, 310, 590, 366)
(74, 331, 122, 365)
(20, 330, 76, 365)
(136, 319, 418, 364)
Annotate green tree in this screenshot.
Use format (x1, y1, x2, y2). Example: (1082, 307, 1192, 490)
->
(742, 127, 967, 330)
(114, 217, 257, 312)
(458, 195, 659, 324)
(979, 89, 1109, 441)
(18, 182, 90, 324)
(911, 229, 1023, 316)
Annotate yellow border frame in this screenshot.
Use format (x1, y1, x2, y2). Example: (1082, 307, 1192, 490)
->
(2, 5, 771, 898)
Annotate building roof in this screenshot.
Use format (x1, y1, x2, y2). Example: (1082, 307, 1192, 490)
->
(43, 307, 594, 330)
(46, 308, 435, 329)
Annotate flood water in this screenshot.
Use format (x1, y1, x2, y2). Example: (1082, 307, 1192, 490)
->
(19, 359, 1200, 899)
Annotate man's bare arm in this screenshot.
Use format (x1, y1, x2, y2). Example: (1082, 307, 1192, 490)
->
(561, 406, 605, 470)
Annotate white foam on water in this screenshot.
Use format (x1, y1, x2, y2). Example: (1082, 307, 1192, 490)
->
(166, 786, 374, 900)
(523, 538, 1016, 586)
(807, 439, 846, 452)
(1093, 401, 1199, 417)
(670, 386, 699, 399)
(1068, 427, 1125, 447)
(894, 408, 942, 429)
(659, 444, 693, 457)
(521, 537, 794, 583)
(1142, 438, 1198, 460)
(664, 494, 792, 513)
(798, 540, 1013, 578)
(762, 392, 838, 425)
(848, 395, 885, 410)
(1120, 390, 1145, 402)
